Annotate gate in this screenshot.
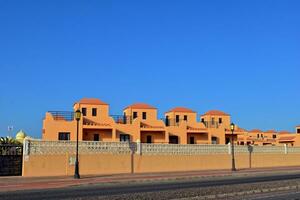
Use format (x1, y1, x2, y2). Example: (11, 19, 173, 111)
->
(0, 144, 23, 176)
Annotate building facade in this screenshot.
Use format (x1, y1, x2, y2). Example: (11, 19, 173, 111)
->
(42, 98, 300, 146)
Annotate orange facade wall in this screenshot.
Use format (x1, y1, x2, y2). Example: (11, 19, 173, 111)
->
(23, 153, 300, 177)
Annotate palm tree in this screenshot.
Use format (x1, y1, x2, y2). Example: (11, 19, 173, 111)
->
(0, 136, 21, 145)
(0, 137, 22, 155)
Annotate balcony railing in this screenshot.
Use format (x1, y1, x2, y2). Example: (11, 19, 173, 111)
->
(49, 111, 74, 121)
(111, 115, 133, 124)
(203, 121, 219, 128)
(162, 118, 187, 127)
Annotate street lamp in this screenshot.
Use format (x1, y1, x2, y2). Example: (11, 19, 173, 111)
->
(230, 123, 236, 171)
(74, 109, 81, 179)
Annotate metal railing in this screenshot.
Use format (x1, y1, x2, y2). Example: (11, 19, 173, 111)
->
(203, 121, 220, 128)
(162, 118, 186, 127)
(49, 111, 74, 121)
(110, 115, 133, 124)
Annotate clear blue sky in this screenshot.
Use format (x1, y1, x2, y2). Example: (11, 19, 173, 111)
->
(0, 0, 299, 138)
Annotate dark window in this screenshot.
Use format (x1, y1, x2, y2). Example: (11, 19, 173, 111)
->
(184, 115, 188, 121)
(142, 112, 147, 120)
(297, 129, 300, 134)
(58, 132, 70, 141)
(82, 108, 87, 116)
(133, 112, 138, 119)
(93, 134, 99, 141)
(189, 137, 195, 144)
(176, 115, 180, 123)
(257, 134, 260, 138)
(120, 134, 130, 142)
(219, 118, 222, 124)
(169, 136, 179, 144)
(146, 135, 152, 143)
(212, 137, 218, 144)
(226, 137, 231, 144)
(165, 116, 169, 126)
(92, 108, 97, 116)
(201, 118, 205, 123)
(212, 118, 215, 125)
(261, 134, 263, 138)
(273, 134, 277, 139)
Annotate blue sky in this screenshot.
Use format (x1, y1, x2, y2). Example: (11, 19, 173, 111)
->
(0, 0, 299, 138)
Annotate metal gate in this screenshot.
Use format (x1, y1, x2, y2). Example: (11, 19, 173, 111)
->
(0, 144, 23, 176)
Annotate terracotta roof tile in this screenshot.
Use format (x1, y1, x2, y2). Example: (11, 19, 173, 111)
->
(264, 130, 277, 133)
(279, 136, 295, 141)
(78, 98, 108, 105)
(278, 131, 292, 134)
(249, 129, 263, 133)
(125, 103, 156, 110)
(166, 107, 196, 113)
(202, 110, 230, 116)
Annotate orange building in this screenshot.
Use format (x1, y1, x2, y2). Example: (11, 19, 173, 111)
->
(42, 98, 299, 146)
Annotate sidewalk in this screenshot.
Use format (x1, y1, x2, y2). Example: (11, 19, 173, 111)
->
(1, 166, 300, 193)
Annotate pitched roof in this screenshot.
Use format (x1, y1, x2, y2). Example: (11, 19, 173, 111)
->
(278, 130, 292, 134)
(202, 110, 230, 116)
(249, 129, 263, 133)
(125, 103, 156, 110)
(264, 130, 277, 133)
(166, 107, 196, 113)
(77, 98, 108, 105)
(279, 136, 295, 141)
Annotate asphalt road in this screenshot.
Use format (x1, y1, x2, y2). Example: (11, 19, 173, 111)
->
(2, 173, 300, 200)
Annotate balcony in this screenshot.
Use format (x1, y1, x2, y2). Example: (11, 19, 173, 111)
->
(49, 111, 74, 121)
(162, 118, 186, 127)
(111, 115, 133, 124)
(203, 121, 219, 128)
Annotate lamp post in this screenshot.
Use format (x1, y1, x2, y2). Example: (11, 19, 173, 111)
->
(230, 123, 236, 171)
(74, 109, 81, 179)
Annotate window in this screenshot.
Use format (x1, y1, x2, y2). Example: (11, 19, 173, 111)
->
(212, 118, 215, 125)
(297, 129, 300, 134)
(165, 116, 170, 126)
(120, 134, 130, 142)
(226, 137, 231, 144)
(82, 108, 87, 116)
(142, 112, 147, 120)
(92, 108, 97, 116)
(189, 137, 195, 144)
(146, 135, 152, 143)
(93, 134, 99, 141)
(257, 134, 260, 138)
(212, 137, 218, 144)
(219, 118, 222, 124)
(273, 134, 277, 139)
(261, 134, 264, 138)
(201, 118, 205, 123)
(176, 115, 180, 123)
(133, 112, 138, 119)
(184, 115, 188, 121)
(58, 132, 70, 141)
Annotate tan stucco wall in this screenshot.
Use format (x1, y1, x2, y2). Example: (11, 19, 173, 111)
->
(23, 153, 300, 177)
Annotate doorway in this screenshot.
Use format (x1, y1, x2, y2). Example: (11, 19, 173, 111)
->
(169, 136, 179, 144)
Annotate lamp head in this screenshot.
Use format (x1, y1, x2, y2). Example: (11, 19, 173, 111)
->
(75, 109, 81, 121)
(230, 123, 235, 132)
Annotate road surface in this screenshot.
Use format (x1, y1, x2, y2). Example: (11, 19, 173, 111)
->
(2, 172, 300, 199)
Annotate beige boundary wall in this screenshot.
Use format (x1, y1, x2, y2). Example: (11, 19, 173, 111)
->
(22, 140, 300, 177)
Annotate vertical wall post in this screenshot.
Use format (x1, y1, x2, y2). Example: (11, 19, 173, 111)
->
(228, 143, 231, 155)
(284, 144, 288, 154)
(136, 139, 142, 155)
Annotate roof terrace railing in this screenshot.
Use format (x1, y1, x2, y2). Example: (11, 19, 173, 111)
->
(49, 111, 74, 121)
(111, 115, 133, 124)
